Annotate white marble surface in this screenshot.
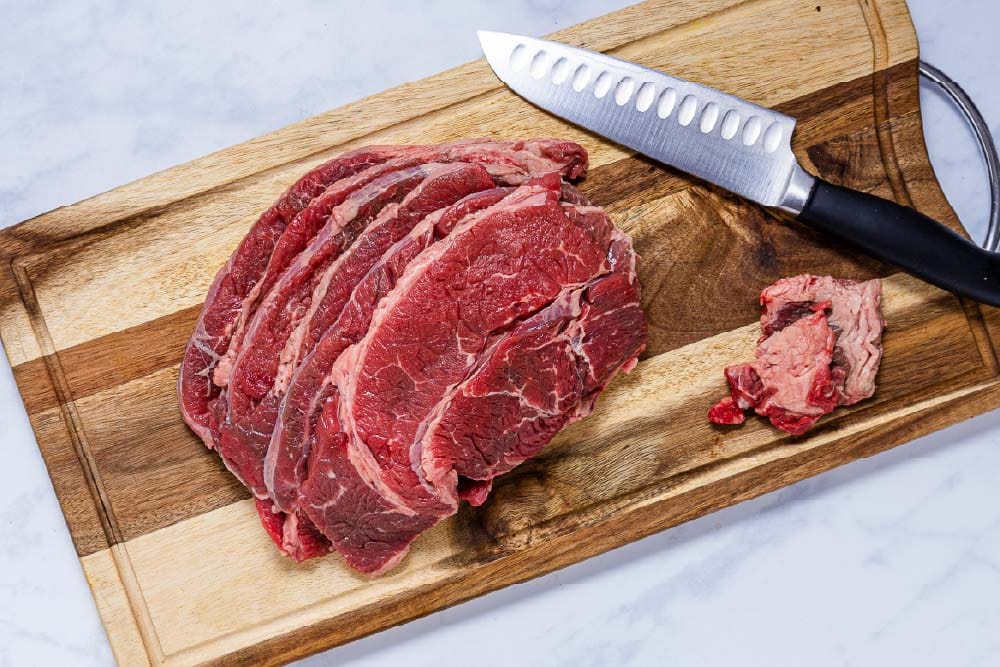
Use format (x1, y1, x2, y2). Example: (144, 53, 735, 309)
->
(2, 1, 999, 665)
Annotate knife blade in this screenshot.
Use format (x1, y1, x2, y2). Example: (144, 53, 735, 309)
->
(478, 30, 1000, 306)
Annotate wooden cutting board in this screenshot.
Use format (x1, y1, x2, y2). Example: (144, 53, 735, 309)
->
(4, 0, 1000, 664)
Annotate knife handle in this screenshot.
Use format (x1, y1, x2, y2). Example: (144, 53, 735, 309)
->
(797, 178, 1000, 306)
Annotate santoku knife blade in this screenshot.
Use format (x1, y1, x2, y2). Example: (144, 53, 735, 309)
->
(478, 30, 1000, 306)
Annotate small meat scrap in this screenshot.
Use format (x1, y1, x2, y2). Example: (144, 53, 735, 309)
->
(709, 275, 884, 435)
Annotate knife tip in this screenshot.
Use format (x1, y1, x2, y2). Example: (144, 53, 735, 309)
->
(477, 30, 506, 68)
(476, 29, 497, 49)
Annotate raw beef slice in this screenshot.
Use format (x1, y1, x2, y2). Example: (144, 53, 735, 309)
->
(709, 275, 884, 435)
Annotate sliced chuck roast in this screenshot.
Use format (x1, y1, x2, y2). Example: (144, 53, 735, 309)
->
(178, 139, 648, 574)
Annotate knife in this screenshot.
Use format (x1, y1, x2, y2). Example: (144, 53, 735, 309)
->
(478, 30, 1000, 306)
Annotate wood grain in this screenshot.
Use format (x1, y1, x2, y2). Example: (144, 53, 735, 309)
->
(2, 0, 996, 665)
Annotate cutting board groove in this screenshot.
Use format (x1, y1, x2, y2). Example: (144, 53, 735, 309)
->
(4, 1, 1000, 665)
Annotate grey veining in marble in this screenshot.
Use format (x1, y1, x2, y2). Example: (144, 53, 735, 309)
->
(1, 1, 999, 665)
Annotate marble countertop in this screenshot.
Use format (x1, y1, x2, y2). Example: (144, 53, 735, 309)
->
(2, 1, 998, 665)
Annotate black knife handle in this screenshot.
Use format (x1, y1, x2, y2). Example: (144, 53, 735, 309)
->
(798, 178, 1000, 306)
